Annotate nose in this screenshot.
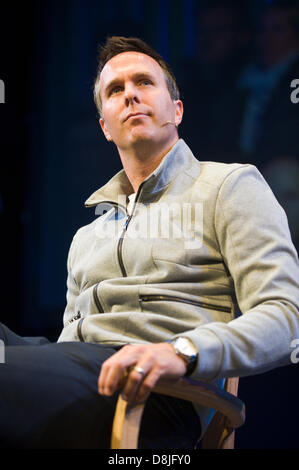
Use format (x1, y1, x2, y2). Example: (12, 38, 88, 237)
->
(124, 83, 140, 106)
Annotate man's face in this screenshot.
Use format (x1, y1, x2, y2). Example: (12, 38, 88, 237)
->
(98, 51, 183, 151)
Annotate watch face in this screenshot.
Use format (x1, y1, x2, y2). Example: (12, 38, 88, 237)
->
(176, 337, 196, 356)
(173, 337, 197, 376)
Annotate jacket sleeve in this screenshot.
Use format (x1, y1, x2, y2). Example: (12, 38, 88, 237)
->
(57, 236, 81, 342)
(181, 164, 299, 381)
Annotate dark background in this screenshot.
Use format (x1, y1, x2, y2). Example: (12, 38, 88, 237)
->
(0, 0, 298, 449)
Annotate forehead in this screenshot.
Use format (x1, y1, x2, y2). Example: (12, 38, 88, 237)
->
(99, 51, 166, 91)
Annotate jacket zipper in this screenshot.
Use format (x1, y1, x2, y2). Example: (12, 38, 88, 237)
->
(77, 284, 104, 342)
(117, 215, 132, 277)
(91, 191, 141, 319)
(117, 181, 146, 277)
(139, 294, 231, 313)
(79, 198, 133, 340)
(93, 283, 104, 313)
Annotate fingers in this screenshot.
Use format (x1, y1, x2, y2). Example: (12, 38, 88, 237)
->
(98, 343, 186, 405)
(98, 344, 154, 403)
(98, 345, 134, 396)
(134, 368, 162, 403)
(121, 354, 157, 404)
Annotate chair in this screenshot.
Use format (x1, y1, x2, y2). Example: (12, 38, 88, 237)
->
(111, 376, 245, 449)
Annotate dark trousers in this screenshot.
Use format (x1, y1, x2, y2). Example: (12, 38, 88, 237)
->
(0, 323, 201, 449)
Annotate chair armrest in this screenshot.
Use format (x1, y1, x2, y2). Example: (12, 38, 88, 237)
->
(153, 377, 245, 429)
(111, 376, 245, 449)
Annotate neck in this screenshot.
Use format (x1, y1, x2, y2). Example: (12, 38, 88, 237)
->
(118, 135, 179, 192)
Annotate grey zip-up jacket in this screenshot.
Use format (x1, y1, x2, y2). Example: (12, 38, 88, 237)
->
(58, 139, 299, 427)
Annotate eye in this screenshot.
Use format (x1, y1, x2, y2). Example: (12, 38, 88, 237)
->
(139, 79, 152, 86)
(110, 86, 122, 95)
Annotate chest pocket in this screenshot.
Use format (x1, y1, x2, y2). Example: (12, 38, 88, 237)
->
(148, 200, 204, 266)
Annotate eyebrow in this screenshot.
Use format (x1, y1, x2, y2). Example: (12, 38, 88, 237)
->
(104, 72, 156, 96)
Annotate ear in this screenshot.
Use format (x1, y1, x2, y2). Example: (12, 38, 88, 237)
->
(174, 100, 183, 127)
(99, 118, 113, 141)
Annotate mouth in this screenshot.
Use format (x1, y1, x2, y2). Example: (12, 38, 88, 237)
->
(124, 113, 148, 122)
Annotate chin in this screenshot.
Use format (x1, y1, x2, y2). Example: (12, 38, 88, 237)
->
(129, 129, 156, 144)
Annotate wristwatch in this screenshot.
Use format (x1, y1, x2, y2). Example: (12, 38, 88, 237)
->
(170, 337, 198, 377)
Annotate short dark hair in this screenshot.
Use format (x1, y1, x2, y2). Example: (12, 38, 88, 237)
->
(93, 36, 180, 117)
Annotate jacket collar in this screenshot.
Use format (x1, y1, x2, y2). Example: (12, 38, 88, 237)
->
(84, 139, 196, 207)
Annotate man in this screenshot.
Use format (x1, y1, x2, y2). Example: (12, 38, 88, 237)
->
(0, 36, 298, 449)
